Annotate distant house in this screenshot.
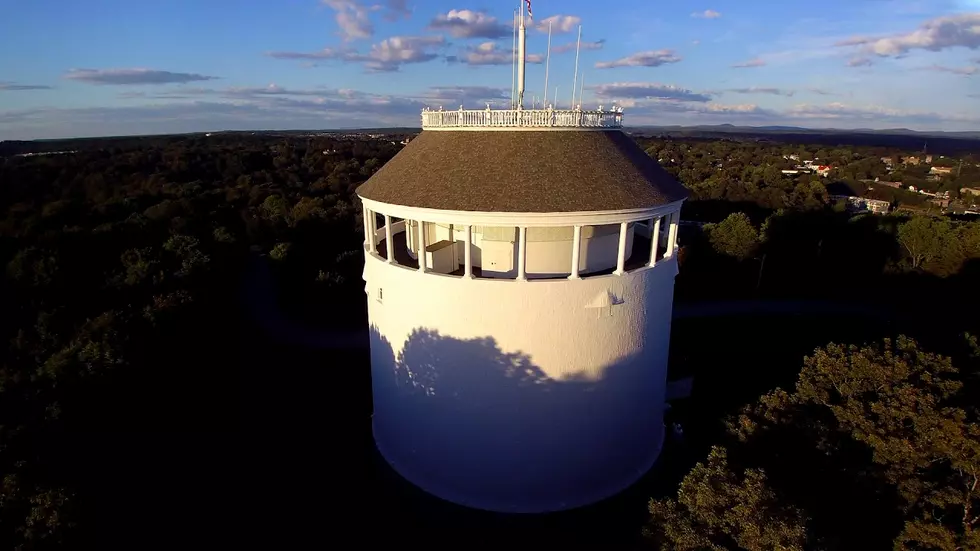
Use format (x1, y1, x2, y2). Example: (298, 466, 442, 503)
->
(961, 187, 980, 197)
(814, 165, 832, 177)
(830, 194, 891, 214)
(904, 156, 921, 166)
(880, 156, 895, 166)
(930, 166, 953, 176)
(781, 169, 800, 175)
(874, 180, 902, 189)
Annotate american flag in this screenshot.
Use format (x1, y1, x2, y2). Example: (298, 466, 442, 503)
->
(525, 0, 532, 19)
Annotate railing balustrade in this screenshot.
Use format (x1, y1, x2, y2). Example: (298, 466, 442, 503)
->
(421, 107, 624, 129)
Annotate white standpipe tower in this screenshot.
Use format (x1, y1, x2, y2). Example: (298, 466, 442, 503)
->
(516, 1, 528, 108)
(357, 3, 688, 514)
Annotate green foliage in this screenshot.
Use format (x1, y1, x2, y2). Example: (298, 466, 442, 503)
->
(714, 337, 980, 550)
(269, 242, 292, 261)
(704, 213, 760, 261)
(645, 447, 809, 550)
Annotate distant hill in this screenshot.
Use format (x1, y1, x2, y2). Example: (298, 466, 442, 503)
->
(628, 124, 980, 140)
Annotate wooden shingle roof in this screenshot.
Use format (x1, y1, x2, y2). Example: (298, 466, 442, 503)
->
(356, 130, 689, 212)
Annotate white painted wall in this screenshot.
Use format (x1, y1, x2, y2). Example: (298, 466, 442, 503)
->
(364, 252, 678, 513)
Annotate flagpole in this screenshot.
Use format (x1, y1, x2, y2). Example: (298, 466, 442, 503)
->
(517, 0, 527, 109)
(571, 25, 582, 108)
(544, 20, 552, 108)
(511, 9, 517, 109)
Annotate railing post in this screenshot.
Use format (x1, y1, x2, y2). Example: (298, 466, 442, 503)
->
(648, 217, 661, 267)
(464, 225, 473, 278)
(516, 226, 527, 280)
(614, 221, 628, 275)
(417, 220, 427, 273)
(569, 225, 582, 279)
(384, 215, 394, 263)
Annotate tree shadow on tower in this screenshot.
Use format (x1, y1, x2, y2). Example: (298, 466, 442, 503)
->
(368, 326, 669, 546)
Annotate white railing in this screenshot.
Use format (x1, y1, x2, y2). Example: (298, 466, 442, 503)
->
(421, 106, 624, 129)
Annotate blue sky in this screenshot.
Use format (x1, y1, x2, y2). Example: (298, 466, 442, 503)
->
(1, 0, 978, 139)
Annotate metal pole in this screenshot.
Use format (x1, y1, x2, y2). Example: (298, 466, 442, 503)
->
(511, 9, 517, 109)
(544, 21, 552, 108)
(571, 25, 582, 108)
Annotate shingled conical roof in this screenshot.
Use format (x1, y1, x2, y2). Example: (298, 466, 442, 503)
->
(356, 130, 689, 213)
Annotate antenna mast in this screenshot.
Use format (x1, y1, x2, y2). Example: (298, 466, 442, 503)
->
(543, 20, 552, 108)
(571, 25, 582, 107)
(517, 0, 528, 109)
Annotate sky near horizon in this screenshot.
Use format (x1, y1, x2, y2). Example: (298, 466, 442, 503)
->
(0, 0, 978, 140)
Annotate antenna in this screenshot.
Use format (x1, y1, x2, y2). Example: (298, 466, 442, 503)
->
(570, 25, 582, 108)
(543, 20, 552, 112)
(516, 0, 528, 108)
(511, 9, 517, 108)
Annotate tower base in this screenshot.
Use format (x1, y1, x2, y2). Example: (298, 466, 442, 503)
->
(373, 419, 665, 514)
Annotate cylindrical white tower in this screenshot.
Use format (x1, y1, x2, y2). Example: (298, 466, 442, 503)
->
(357, 105, 687, 513)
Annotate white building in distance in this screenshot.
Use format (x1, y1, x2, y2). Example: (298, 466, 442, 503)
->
(356, 8, 688, 514)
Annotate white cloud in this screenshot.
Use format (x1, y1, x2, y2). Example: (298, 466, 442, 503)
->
(322, 0, 374, 41)
(592, 82, 712, 102)
(691, 9, 721, 19)
(924, 64, 979, 75)
(451, 41, 543, 66)
(268, 35, 444, 71)
(428, 9, 510, 39)
(383, 0, 411, 21)
(847, 57, 873, 67)
(534, 15, 581, 33)
(64, 68, 220, 85)
(0, 82, 52, 91)
(595, 50, 682, 69)
(731, 58, 766, 68)
(836, 13, 980, 57)
(725, 87, 795, 97)
(551, 39, 605, 54)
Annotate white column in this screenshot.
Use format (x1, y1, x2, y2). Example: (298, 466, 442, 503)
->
(362, 206, 370, 250)
(416, 220, 427, 272)
(384, 215, 394, 264)
(569, 225, 582, 279)
(614, 221, 628, 275)
(516, 226, 528, 280)
(648, 217, 661, 267)
(665, 211, 679, 258)
(464, 225, 473, 278)
(366, 209, 377, 253)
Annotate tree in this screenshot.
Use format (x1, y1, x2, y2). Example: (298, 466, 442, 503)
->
(897, 216, 950, 270)
(704, 212, 760, 261)
(645, 447, 809, 550)
(730, 337, 980, 551)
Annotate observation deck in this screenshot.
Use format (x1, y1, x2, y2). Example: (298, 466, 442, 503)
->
(421, 105, 624, 131)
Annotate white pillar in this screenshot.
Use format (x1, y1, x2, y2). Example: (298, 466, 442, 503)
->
(665, 211, 679, 258)
(384, 215, 394, 264)
(362, 206, 370, 250)
(417, 220, 427, 272)
(464, 225, 473, 278)
(366, 209, 377, 253)
(614, 222, 628, 275)
(516, 226, 528, 280)
(648, 217, 661, 267)
(569, 225, 582, 279)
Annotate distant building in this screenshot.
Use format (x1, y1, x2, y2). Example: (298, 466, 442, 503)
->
(781, 169, 800, 175)
(880, 156, 895, 166)
(874, 180, 902, 189)
(930, 166, 953, 176)
(961, 187, 980, 197)
(830, 195, 891, 214)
